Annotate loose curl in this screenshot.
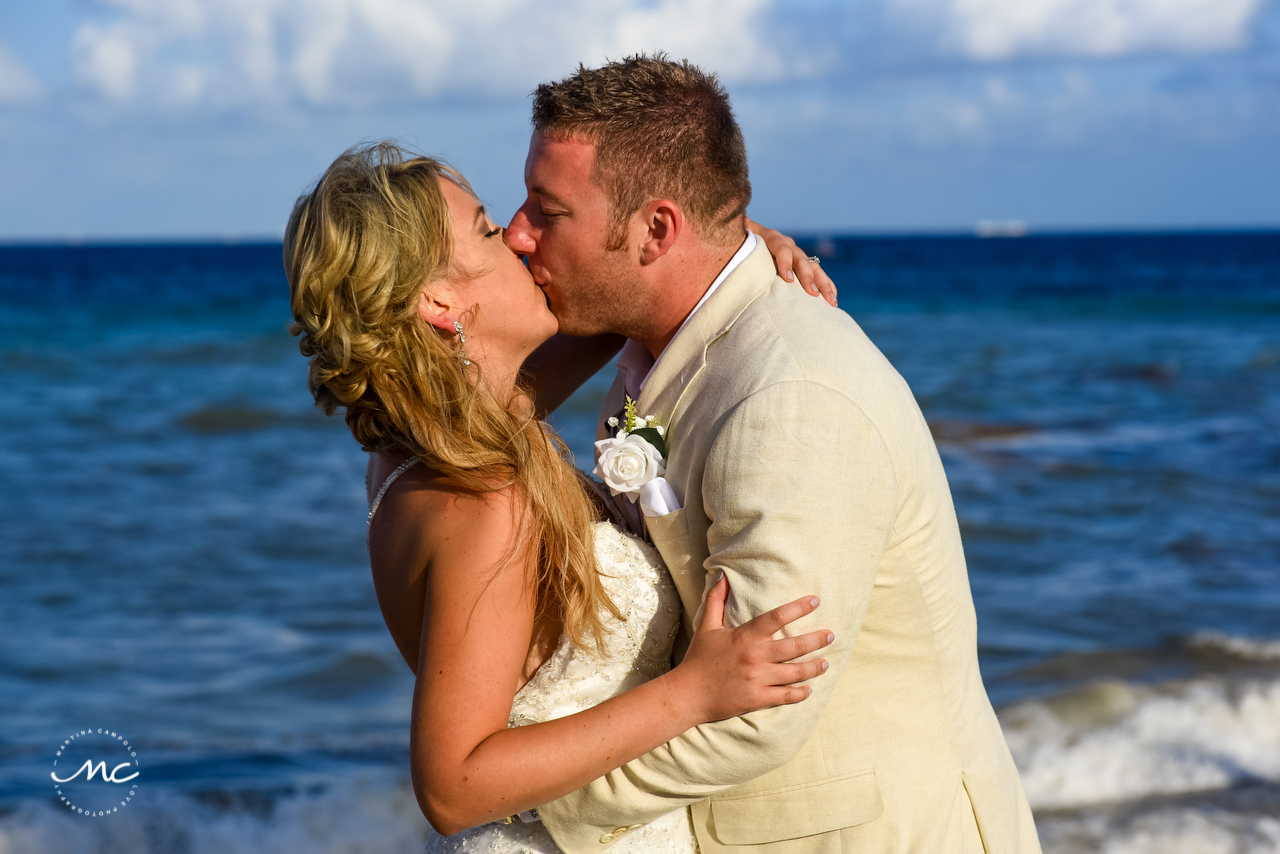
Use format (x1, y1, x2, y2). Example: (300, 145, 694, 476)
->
(285, 142, 618, 651)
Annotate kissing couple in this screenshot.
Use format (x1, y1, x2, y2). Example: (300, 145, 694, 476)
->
(286, 55, 1042, 854)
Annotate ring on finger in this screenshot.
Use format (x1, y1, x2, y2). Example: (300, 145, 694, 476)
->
(806, 255, 822, 264)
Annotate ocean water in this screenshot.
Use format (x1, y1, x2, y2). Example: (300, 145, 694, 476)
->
(2, 233, 1279, 853)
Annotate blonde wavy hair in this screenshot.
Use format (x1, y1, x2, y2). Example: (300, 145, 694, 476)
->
(285, 142, 618, 650)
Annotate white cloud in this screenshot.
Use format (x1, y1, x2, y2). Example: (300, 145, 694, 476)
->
(69, 0, 787, 110)
(892, 0, 1263, 60)
(73, 23, 140, 100)
(0, 44, 43, 104)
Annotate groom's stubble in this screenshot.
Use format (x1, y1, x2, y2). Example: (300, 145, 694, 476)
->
(507, 131, 745, 353)
(507, 132, 660, 343)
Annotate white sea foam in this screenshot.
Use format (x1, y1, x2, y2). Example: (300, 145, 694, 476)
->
(6, 650, 1280, 853)
(1040, 809, 1280, 854)
(1190, 631, 1280, 662)
(1002, 674, 1280, 810)
(0, 769, 430, 854)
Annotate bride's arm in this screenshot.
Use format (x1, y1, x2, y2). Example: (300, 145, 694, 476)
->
(519, 224, 836, 417)
(407, 485, 831, 836)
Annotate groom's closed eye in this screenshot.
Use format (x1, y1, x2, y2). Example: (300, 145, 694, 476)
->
(529, 186, 570, 220)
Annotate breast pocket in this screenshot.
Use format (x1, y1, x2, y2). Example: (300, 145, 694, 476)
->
(644, 508, 709, 627)
(644, 506, 689, 545)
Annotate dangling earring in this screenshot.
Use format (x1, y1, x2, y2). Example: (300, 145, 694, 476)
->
(453, 321, 471, 366)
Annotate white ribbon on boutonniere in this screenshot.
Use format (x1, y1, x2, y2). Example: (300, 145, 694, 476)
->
(593, 397, 682, 518)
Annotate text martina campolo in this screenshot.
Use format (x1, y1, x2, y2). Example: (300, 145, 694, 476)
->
(50, 728, 141, 817)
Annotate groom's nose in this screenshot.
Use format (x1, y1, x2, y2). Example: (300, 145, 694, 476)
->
(504, 206, 539, 256)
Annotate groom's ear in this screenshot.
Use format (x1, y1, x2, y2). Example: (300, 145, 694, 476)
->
(637, 199, 683, 266)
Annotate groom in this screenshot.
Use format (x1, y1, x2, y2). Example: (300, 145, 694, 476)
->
(505, 55, 1041, 854)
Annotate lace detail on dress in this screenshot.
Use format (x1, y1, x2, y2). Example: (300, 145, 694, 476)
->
(508, 523, 679, 726)
(423, 808, 694, 854)
(422, 522, 696, 854)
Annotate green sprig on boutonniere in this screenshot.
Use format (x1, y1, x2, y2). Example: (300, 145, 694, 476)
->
(608, 396, 667, 457)
(595, 397, 671, 506)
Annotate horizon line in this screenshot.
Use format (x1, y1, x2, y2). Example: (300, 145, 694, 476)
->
(2, 224, 1279, 248)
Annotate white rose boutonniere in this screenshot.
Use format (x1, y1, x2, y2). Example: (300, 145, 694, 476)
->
(593, 397, 669, 504)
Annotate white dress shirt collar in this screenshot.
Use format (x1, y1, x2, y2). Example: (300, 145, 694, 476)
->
(617, 230, 758, 401)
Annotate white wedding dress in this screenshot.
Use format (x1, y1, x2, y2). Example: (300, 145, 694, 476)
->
(368, 460, 699, 854)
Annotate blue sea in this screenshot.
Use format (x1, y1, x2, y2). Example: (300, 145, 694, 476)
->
(3, 232, 1280, 853)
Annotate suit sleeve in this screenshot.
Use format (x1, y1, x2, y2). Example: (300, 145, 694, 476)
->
(538, 381, 899, 853)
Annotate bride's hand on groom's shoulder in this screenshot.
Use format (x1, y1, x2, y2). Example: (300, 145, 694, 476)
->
(668, 572, 834, 724)
(747, 216, 839, 307)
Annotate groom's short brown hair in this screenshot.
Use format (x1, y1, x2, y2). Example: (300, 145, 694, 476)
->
(532, 53, 752, 250)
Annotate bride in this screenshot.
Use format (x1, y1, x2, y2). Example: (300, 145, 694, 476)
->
(285, 143, 835, 853)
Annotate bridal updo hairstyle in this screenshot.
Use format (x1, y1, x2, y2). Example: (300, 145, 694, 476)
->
(284, 143, 618, 651)
(531, 52, 752, 252)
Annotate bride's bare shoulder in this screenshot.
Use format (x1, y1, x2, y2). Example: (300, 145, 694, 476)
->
(368, 459, 534, 665)
(370, 462, 526, 571)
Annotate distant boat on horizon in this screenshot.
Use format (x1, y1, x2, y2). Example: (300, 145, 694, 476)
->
(975, 220, 1028, 238)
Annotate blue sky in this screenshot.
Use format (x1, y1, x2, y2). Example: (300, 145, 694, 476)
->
(0, 0, 1277, 240)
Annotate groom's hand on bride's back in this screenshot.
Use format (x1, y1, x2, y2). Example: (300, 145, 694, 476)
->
(667, 572, 835, 723)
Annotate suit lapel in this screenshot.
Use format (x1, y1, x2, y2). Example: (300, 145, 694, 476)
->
(596, 369, 629, 442)
(636, 239, 777, 431)
(591, 239, 775, 537)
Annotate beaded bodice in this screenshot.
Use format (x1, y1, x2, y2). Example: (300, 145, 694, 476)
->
(421, 521, 695, 854)
(508, 522, 680, 727)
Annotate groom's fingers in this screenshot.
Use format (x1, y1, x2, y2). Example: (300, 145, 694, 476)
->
(747, 594, 821, 638)
(767, 628, 836, 663)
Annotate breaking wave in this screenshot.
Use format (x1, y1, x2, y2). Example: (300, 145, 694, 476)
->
(1003, 673, 1280, 810)
(0, 769, 429, 854)
(5, 635, 1280, 853)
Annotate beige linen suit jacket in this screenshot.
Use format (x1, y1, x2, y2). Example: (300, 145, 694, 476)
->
(538, 240, 1041, 854)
